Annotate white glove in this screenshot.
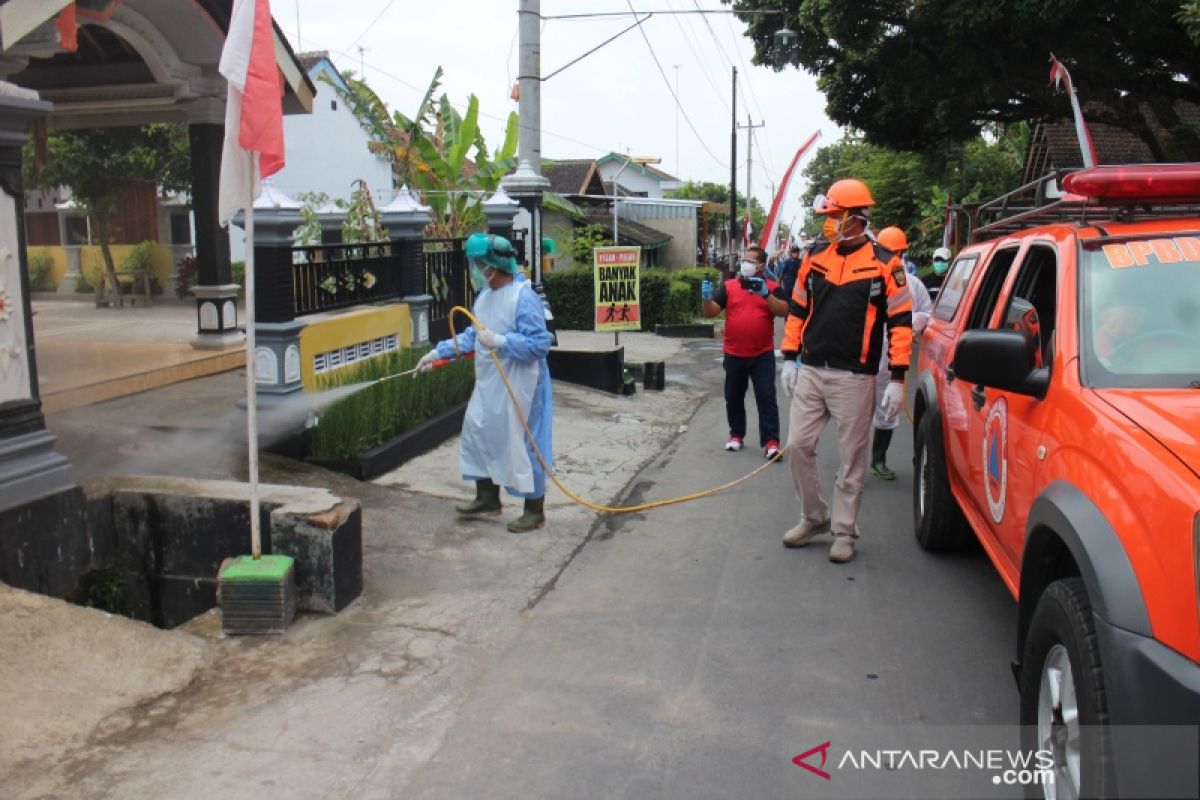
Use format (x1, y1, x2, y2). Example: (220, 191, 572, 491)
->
(415, 351, 439, 374)
(881, 381, 904, 421)
(781, 361, 799, 396)
(912, 311, 931, 334)
(477, 329, 507, 350)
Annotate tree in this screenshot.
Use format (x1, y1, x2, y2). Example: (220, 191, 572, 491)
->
(730, 0, 1200, 159)
(1181, 1, 1200, 44)
(326, 69, 519, 236)
(565, 223, 613, 264)
(24, 124, 189, 305)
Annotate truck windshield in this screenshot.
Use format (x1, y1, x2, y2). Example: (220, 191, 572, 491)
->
(1080, 236, 1200, 389)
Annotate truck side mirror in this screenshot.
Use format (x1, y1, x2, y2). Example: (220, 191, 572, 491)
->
(953, 330, 1049, 398)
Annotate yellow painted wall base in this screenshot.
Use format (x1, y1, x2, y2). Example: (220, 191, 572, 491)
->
(299, 304, 413, 391)
(27, 244, 174, 291)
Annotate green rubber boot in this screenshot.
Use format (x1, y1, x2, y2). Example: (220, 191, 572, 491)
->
(869, 428, 896, 480)
(507, 496, 546, 533)
(455, 479, 502, 517)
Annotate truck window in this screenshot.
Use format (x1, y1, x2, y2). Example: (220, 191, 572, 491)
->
(931, 254, 979, 321)
(1001, 245, 1057, 367)
(965, 248, 1019, 330)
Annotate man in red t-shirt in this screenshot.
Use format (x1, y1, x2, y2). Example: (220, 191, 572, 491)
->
(702, 246, 790, 458)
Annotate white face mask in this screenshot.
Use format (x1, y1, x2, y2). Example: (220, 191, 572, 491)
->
(739, 261, 758, 278)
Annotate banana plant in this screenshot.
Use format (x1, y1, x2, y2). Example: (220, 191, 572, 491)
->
(329, 67, 518, 237)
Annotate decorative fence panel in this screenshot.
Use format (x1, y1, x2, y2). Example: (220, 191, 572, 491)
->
(424, 237, 469, 342)
(291, 241, 399, 318)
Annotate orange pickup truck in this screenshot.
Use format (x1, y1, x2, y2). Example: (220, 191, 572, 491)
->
(911, 164, 1200, 798)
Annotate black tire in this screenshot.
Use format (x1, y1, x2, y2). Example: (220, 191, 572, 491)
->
(912, 411, 973, 551)
(1018, 578, 1115, 799)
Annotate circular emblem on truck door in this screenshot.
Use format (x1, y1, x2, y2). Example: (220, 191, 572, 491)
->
(983, 397, 1008, 524)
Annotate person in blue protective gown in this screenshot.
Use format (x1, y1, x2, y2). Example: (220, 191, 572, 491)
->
(415, 233, 554, 532)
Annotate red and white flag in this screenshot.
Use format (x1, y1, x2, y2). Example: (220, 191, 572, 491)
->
(742, 211, 752, 249)
(218, 0, 286, 225)
(1048, 55, 1097, 169)
(758, 130, 821, 251)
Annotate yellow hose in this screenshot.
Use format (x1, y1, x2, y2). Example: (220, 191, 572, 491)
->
(447, 305, 786, 514)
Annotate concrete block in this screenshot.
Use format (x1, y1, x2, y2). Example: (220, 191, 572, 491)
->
(149, 574, 217, 629)
(0, 486, 89, 598)
(270, 500, 362, 613)
(145, 494, 272, 578)
(81, 477, 363, 626)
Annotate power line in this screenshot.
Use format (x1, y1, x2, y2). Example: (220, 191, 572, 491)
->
(663, 0, 729, 112)
(691, 1, 778, 185)
(692, 0, 736, 71)
(626, 1, 728, 169)
(298, 34, 614, 158)
(345, 0, 397, 53)
(724, 10, 777, 179)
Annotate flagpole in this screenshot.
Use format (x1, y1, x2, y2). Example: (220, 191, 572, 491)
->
(245, 158, 261, 560)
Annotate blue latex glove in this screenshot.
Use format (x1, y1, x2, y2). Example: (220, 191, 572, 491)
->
(747, 276, 768, 296)
(701, 279, 714, 301)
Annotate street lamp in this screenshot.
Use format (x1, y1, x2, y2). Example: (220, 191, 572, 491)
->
(772, 26, 798, 68)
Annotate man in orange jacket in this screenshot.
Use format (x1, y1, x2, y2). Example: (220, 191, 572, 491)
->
(778, 179, 913, 563)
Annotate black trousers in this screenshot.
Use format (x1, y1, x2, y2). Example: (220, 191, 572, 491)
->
(723, 351, 780, 446)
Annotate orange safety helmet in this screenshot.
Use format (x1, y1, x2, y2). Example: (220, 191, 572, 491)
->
(813, 178, 875, 214)
(877, 226, 908, 252)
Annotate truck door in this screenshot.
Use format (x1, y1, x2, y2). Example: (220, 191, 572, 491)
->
(945, 247, 1020, 501)
(966, 243, 1058, 564)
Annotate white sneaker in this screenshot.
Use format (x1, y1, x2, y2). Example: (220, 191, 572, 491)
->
(782, 516, 831, 548)
(725, 435, 744, 452)
(829, 536, 856, 563)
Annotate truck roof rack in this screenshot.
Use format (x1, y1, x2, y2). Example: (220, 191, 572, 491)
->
(964, 170, 1200, 242)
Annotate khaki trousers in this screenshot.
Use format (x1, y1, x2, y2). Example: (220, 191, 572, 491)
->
(786, 365, 876, 538)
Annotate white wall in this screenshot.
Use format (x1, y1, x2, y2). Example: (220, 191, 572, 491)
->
(272, 61, 393, 204)
(229, 59, 394, 260)
(596, 161, 676, 199)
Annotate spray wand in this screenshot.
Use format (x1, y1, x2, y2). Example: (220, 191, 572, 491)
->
(371, 351, 475, 384)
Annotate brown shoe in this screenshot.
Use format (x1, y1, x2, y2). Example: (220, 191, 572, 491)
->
(828, 536, 856, 563)
(782, 516, 831, 548)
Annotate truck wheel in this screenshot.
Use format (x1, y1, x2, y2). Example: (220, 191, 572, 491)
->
(1018, 578, 1115, 799)
(912, 411, 972, 551)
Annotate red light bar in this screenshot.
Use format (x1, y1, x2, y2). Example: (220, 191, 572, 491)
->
(1061, 164, 1200, 203)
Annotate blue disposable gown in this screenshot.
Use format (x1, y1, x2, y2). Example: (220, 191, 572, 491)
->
(435, 274, 554, 498)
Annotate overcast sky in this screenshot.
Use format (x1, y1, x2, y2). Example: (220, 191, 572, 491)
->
(273, 0, 840, 226)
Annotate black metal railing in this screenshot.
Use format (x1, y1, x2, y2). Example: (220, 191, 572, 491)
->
(424, 237, 468, 341)
(291, 241, 399, 317)
(253, 236, 468, 327)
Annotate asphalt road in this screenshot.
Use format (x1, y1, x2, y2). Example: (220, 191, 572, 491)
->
(403, 343, 1021, 800)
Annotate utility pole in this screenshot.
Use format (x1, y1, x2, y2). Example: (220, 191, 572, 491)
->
(737, 114, 765, 248)
(729, 66, 737, 260)
(672, 64, 680, 178)
(516, 0, 542, 171)
(357, 46, 367, 77)
(504, 0, 551, 291)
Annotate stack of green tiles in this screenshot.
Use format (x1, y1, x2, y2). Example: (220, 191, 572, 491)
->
(218, 555, 296, 635)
